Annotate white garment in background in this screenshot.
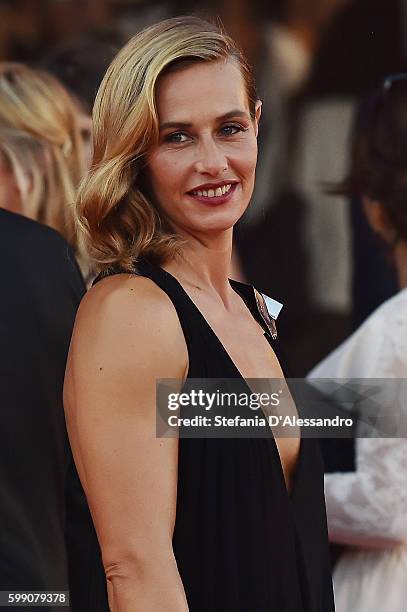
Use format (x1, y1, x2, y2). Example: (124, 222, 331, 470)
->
(308, 288, 407, 612)
(293, 99, 355, 314)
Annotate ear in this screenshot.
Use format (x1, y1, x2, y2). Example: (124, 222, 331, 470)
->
(362, 195, 396, 243)
(254, 99, 262, 137)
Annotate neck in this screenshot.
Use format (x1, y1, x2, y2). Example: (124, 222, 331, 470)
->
(394, 240, 407, 289)
(163, 229, 234, 303)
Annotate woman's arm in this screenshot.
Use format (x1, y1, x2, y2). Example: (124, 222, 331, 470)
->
(64, 274, 189, 611)
(325, 436, 407, 548)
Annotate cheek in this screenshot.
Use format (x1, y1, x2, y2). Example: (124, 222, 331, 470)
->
(148, 151, 189, 197)
(232, 140, 258, 182)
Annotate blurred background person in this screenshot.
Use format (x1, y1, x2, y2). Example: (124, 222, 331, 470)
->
(0, 62, 89, 274)
(0, 206, 85, 608)
(287, 0, 402, 371)
(0, 59, 98, 608)
(309, 75, 407, 612)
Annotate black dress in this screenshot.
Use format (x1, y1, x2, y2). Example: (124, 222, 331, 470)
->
(68, 258, 335, 612)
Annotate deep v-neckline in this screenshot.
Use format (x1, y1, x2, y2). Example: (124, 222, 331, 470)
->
(152, 263, 305, 500)
(157, 265, 274, 381)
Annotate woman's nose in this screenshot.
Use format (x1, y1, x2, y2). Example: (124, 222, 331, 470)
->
(194, 138, 228, 175)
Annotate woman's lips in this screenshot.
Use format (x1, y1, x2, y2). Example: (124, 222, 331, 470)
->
(186, 183, 238, 205)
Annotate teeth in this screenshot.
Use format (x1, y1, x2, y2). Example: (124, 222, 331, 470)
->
(192, 183, 233, 198)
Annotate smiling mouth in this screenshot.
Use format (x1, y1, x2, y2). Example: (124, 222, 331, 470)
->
(188, 183, 234, 199)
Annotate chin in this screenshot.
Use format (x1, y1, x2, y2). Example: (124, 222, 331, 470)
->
(193, 209, 246, 233)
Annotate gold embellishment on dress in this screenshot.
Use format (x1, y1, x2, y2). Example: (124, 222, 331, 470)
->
(253, 288, 283, 340)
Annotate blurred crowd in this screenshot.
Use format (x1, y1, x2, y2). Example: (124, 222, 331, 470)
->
(1, 1, 407, 611)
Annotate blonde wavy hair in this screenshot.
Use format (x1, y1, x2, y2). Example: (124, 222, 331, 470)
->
(76, 16, 257, 273)
(0, 63, 87, 260)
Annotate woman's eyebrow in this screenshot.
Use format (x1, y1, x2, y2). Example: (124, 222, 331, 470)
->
(159, 109, 249, 131)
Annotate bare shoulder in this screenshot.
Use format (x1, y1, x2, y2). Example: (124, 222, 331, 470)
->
(75, 273, 183, 343)
(77, 273, 177, 326)
(68, 273, 188, 381)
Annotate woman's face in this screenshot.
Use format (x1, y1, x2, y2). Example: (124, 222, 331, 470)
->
(147, 59, 261, 237)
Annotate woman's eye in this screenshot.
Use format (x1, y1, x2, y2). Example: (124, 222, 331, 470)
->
(165, 132, 188, 143)
(221, 124, 246, 136)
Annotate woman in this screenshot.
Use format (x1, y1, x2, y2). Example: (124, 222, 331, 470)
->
(64, 17, 334, 611)
(0, 63, 87, 269)
(309, 76, 407, 611)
